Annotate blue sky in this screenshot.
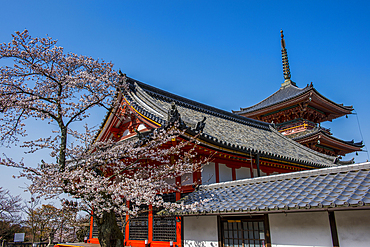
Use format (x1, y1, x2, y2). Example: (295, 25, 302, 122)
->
(1, 0, 369, 200)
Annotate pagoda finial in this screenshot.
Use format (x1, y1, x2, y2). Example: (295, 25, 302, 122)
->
(280, 30, 296, 88)
(280, 30, 286, 49)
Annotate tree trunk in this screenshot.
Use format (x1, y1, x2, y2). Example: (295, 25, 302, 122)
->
(96, 211, 124, 247)
(46, 230, 54, 247)
(58, 125, 67, 172)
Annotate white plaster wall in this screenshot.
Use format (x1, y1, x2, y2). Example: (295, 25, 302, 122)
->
(165, 177, 175, 185)
(252, 168, 267, 177)
(122, 129, 130, 137)
(252, 168, 258, 178)
(183, 216, 219, 247)
(236, 166, 251, 180)
(219, 164, 232, 182)
(137, 123, 146, 130)
(202, 162, 216, 185)
(335, 210, 370, 247)
(181, 173, 193, 185)
(269, 212, 332, 247)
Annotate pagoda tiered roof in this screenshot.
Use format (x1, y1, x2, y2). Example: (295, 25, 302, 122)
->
(233, 83, 353, 122)
(291, 127, 363, 156)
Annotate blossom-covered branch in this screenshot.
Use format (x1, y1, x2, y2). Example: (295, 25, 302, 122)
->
(0, 29, 118, 171)
(0, 30, 212, 247)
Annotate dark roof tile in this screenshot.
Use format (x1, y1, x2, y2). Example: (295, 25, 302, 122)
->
(234, 83, 353, 114)
(167, 162, 370, 215)
(122, 78, 342, 167)
(235, 84, 311, 114)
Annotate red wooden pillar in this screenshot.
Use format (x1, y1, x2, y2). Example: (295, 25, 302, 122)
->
(232, 168, 236, 180)
(194, 155, 202, 185)
(250, 158, 254, 178)
(174, 177, 182, 247)
(193, 170, 201, 185)
(148, 205, 153, 244)
(89, 212, 94, 240)
(125, 201, 130, 243)
(215, 162, 220, 183)
(176, 217, 182, 247)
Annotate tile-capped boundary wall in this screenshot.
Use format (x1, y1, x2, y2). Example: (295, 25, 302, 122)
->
(203, 162, 370, 190)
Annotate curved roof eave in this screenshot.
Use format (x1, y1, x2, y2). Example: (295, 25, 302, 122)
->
(234, 84, 353, 115)
(233, 84, 311, 114)
(93, 92, 122, 143)
(293, 128, 363, 150)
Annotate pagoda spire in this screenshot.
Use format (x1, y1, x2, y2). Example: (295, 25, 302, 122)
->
(280, 30, 296, 88)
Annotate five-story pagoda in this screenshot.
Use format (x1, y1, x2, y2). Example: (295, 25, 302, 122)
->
(233, 30, 363, 157)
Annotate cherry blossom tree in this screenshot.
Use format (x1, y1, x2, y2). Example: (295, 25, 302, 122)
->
(23, 204, 75, 243)
(0, 187, 23, 222)
(0, 187, 24, 242)
(0, 30, 210, 247)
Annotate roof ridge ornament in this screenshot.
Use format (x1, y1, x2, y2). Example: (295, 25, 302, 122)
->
(166, 102, 186, 129)
(195, 117, 206, 132)
(280, 30, 297, 88)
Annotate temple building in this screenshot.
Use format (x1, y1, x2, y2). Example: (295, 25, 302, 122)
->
(87, 75, 350, 247)
(85, 31, 365, 247)
(233, 30, 363, 157)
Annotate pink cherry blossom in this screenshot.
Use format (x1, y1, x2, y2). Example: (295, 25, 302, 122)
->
(0, 30, 211, 246)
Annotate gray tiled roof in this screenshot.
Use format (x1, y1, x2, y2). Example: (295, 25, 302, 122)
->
(122, 78, 338, 168)
(235, 84, 310, 114)
(170, 162, 370, 215)
(233, 84, 353, 115)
